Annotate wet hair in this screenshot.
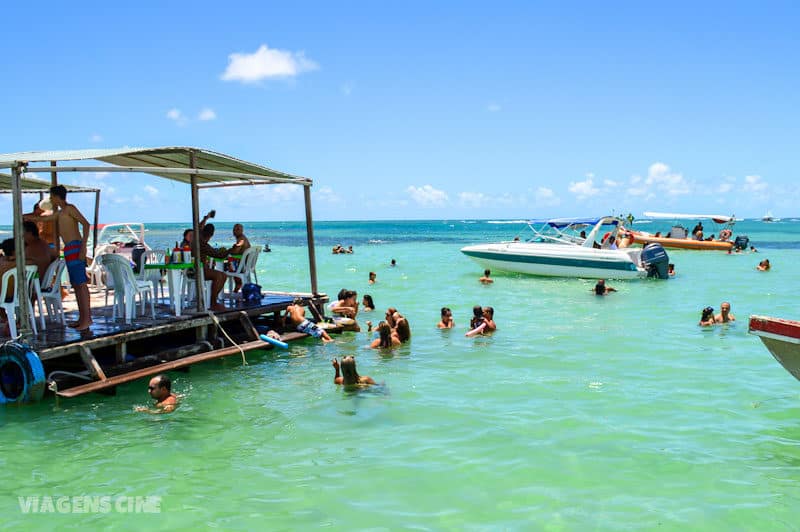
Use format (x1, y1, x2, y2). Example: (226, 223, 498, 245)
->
(701, 307, 714, 321)
(337, 288, 347, 301)
(396, 317, 411, 342)
(345, 290, 357, 300)
(22, 220, 39, 238)
(441, 306, 451, 317)
(0, 238, 15, 257)
(484, 269, 491, 276)
(156, 374, 171, 393)
(483, 306, 494, 318)
(201, 223, 215, 238)
(49, 184, 67, 200)
(470, 305, 484, 329)
(183, 228, 193, 239)
(594, 282, 606, 295)
(363, 294, 375, 309)
(377, 321, 392, 348)
(340, 356, 361, 385)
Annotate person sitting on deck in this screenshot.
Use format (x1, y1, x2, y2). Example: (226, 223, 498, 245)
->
(227, 223, 252, 292)
(699, 306, 716, 326)
(197, 218, 228, 312)
(136, 374, 178, 413)
(25, 200, 57, 254)
(180, 228, 193, 249)
(23, 221, 55, 281)
(332, 356, 375, 386)
(714, 301, 736, 323)
(692, 222, 703, 236)
(0, 238, 17, 336)
(284, 298, 332, 343)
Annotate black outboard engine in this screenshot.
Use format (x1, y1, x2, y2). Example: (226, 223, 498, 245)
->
(131, 243, 147, 274)
(734, 235, 749, 250)
(641, 243, 670, 279)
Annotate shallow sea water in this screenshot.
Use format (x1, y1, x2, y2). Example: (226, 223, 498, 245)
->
(2, 219, 800, 529)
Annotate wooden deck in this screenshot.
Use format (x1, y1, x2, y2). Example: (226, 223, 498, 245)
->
(3, 285, 335, 398)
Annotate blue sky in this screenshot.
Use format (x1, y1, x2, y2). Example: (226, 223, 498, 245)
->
(1, 1, 798, 222)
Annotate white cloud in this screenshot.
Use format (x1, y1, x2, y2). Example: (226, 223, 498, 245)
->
(534, 186, 561, 206)
(144, 185, 159, 197)
(166, 108, 186, 126)
(406, 185, 448, 207)
(198, 108, 217, 121)
(603, 179, 620, 188)
(568, 175, 599, 200)
(487, 103, 501, 112)
(316, 186, 342, 204)
(644, 162, 690, 196)
(743, 174, 767, 192)
(89, 133, 103, 143)
(221, 44, 319, 83)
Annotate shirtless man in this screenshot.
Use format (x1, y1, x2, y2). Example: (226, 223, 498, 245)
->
(26, 185, 92, 330)
(23, 221, 55, 280)
(284, 299, 332, 343)
(136, 374, 178, 413)
(197, 220, 228, 312)
(26, 200, 57, 253)
(715, 302, 736, 323)
(330, 290, 359, 319)
(229, 224, 251, 255)
(479, 269, 494, 284)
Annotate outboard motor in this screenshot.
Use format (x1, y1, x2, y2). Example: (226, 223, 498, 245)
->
(131, 243, 147, 274)
(734, 235, 749, 250)
(641, 243, 670, 279)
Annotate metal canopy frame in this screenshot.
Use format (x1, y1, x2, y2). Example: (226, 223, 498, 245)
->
(1, 147, 319, 337)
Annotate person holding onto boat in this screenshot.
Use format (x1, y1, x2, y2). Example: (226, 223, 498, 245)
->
(136, 374, 178, 413)
(437, 307, 455, 329)
(479, 269, 494, 284)
(593, 279, 617, 295)
(332, 356, 375, 386)
(715, 302, 736, 323)
(757, 259, 771, 271)
(284, 299, 333, 343)
(699, 306, 716, 326)
(25, 185, 93, 331)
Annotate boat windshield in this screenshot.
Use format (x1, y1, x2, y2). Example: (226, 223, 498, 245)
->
(522, 217, 621, 247)
(92, 223, 147, 252)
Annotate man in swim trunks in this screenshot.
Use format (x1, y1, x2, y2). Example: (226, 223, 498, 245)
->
(284, 299, 333, 343)
(26, 185, 92, 330)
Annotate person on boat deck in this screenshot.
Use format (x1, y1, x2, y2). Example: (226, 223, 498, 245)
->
(196, 221, 228, 312)
(437, 307, 455, 329)
(0, 239, 18, 333)
(593, 279, 617, 295)
(370, 321, 400, 348)
(704, 234, 715, 241)
(714, 302, 736, 323)
(23, 221, 55, 281)
(25, 185, 92, 331)
(180, 228, 193, 249)
(694, 230, 704, 241)
(137, 374, 178, 413)
(699, 306, 716, 326)
(757, 259, 771, 271)
(362, 294, 375, 312)
(479, 269, 494, 284)
(25, 200, 57, 253)
(692, 222, 703, 236)
(332, 356, 375, 386)
(284, 298, 332, 343)
(601, 235, 618, 250)
(229, 224, 251, 255)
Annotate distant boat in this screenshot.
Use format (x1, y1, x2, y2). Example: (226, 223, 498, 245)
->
(762, 211, 780, 222)
(749, 316, 800, 382)
(622, 212, 748, 251)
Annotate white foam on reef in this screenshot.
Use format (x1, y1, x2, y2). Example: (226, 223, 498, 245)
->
(633, 220, 652, 224)
(486, 220, 526, 224)
(368, 239, 387, 244)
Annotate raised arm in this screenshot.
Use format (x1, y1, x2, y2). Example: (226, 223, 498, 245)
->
(332, 358, 343, 384)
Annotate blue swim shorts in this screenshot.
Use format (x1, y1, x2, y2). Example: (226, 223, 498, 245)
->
(64, 240, 87, 286)
(296, 319, 323, 339)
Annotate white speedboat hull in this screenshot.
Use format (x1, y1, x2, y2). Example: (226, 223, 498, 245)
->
(460, 242, 646, 280)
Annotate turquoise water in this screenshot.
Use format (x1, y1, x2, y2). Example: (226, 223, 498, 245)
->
(2, 219, 800, 529)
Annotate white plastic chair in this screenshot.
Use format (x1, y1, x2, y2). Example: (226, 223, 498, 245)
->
(225, 247, 260, 293)
(39, 259, 66, 325)
(87, 244, 116, 288)
(27, 266, 45, 331)
(182, 267, 213, 310)
(100, 254, 155, 323)
(0, 266, 39, 338)
(138, 249, 167, 304)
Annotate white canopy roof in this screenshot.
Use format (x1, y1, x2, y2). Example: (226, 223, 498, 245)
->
(0, 173, 99, 193)
(0, 146, 311, 187)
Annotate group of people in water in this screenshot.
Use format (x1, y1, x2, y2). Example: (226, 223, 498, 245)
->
(332, 244, 353, 254)
(699, 301, 736, 326)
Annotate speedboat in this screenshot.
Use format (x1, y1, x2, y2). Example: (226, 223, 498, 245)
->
(761, 211, 780, 223)
(749, 316, 800, 382)
(623, 212, 748, 251)
(89, 222, 150, 262)
(460, 216, 670, 280)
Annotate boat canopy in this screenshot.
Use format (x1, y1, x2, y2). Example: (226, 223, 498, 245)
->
(528, 217, 620, 229)
(643, 211, 735, 223)
(0, 146, 311, 187)
(0, 173, 99, 194)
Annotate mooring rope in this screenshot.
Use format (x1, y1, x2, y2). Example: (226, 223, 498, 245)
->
(207, 311, 247, 366)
